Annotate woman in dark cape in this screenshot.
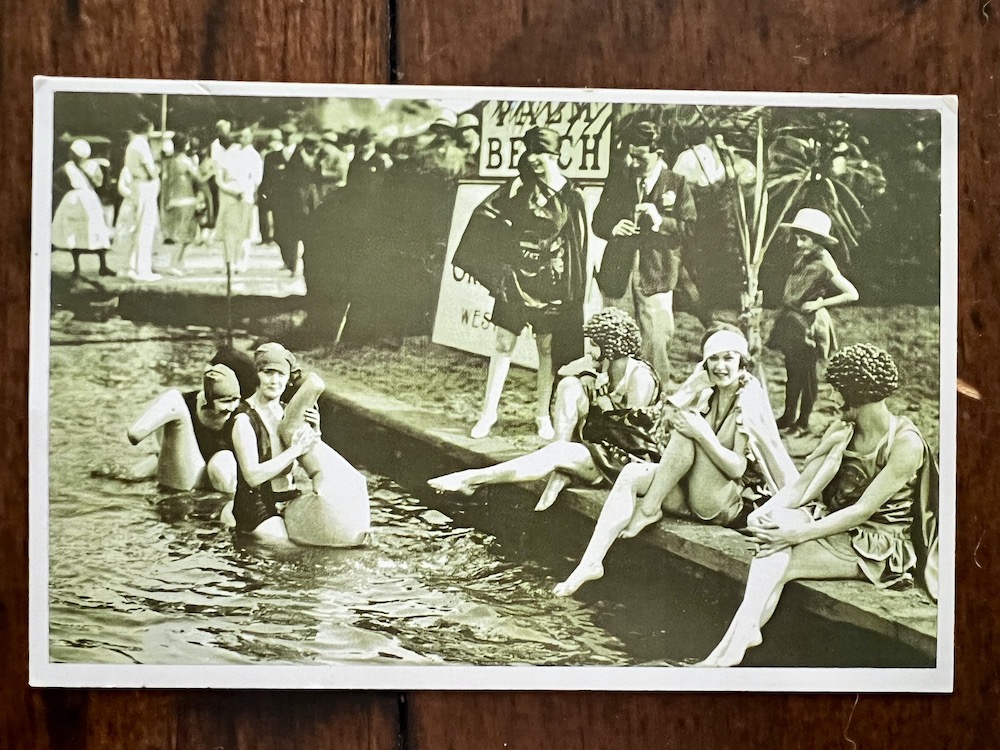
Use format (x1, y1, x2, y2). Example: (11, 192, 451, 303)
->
(452, 126, 588, 440)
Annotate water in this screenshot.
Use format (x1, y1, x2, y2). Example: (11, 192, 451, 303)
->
(47, 323, 632, 667)
(47, 321, 932, 669)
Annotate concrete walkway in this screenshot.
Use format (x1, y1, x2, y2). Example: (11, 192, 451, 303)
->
(51, 236, 307, 299)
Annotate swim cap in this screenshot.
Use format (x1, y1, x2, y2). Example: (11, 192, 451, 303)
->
(203, 364, 241, 402)
(701, 329, 749, 363)
(583, 308, 642, 360)
(827, 344, 899, 407)
(254, 342, 296, 375)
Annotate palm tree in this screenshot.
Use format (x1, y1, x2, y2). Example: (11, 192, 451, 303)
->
(614, 104, 885, 362)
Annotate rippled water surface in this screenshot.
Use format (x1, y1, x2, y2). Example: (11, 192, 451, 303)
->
(47, 326, 634, 667)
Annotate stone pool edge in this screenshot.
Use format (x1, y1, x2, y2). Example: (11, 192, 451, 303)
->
(319, 378, 938, 662)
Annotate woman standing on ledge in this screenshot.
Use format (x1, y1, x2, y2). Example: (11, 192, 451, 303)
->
(452, 126, 588, 440)
(554, 327, 797, 597)
(427, 308, 660, 510)
(699, 344, 939, 667)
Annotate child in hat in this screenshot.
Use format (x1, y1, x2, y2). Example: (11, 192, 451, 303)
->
(767, 208, 859, 433)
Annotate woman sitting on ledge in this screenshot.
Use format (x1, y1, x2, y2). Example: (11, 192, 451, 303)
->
(553, 327, 797, 597)
(428, 308, 661, 509)
(698, 344, 939, 667)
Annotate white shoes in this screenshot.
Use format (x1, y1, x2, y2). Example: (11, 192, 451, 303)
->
(536, 416, 555, 441)
(470, 412, 498, 439)
(126, 269, 161, 282)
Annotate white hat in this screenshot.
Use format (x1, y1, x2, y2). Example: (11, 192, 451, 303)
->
(69, 139, 91, 159)
(456, 113, 480, 130)
(430, 109, 458, 130)
(779, 208, 838, 245)
(701, 329, 749, 363)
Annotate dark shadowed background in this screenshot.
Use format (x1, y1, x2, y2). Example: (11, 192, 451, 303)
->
(1, 1, 993, 747)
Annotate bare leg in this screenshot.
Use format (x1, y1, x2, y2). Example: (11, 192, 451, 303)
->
(273, 372, 371, 546)
(277, 372, 326, 446)
(127, 390, 205, 491)
(471, 329, 517, 438)
(535, 333, 555, 439)
(553, 461, 658, 597)
(252, 515, 290, 541)
(700, 522, 864, 667)
(206, 450, 237, 494)
(428, 441, 597, 495)
(535, 472, 571, 512)
(619, 433, 696, 538)
(683, 441, 744, 525)
(168, 241, 190, 274)
(286, 441, 371, 547)
(535, 376, 590, 511)
(551, 376, 589, 440)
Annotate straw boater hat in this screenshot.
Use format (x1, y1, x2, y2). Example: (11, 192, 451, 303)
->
(456, 113, 480, 131)
(780, 208, 839, 245)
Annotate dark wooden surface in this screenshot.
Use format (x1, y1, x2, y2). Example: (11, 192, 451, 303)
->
(2, 0, 995, 746)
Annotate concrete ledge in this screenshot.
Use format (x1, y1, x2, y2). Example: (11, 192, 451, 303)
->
(323, 379, 938, 661)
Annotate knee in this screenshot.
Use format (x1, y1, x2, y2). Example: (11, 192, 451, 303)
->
(495, 330, 517, 355)
(555, 376, 587, 409)
(535, 334, 553, 357)
(207, 452, 237, 494)
(663, 432, 696, 463)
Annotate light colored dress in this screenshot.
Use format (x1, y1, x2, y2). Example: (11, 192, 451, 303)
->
(51, 161, 111, 250)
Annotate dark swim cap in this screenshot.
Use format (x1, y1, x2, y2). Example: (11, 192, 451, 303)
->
(203, 364, 241, 403)
(827, 344, 899, 407)
(583, 308, 642, 360)
(254, 342, 296, 375)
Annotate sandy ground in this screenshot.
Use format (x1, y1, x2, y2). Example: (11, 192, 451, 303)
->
(300, 305, 941, 460)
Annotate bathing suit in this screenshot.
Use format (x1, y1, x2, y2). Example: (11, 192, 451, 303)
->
(182, 390, 230, 462)
(806, 416, 924, 589)
(229, 402, 298, 532)
(577, 357, 662, 483)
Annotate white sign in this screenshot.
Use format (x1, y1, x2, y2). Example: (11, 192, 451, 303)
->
(432, 183, 607, 368)
(478, 100, 612, 180)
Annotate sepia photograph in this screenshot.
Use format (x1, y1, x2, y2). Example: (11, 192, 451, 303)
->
(28, 78, 956, 691)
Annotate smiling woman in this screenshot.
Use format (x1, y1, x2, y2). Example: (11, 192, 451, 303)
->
(554, 326, 799, 597)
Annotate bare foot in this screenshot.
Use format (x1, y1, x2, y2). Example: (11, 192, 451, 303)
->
(619, 507, 663, 539)
(534, 474, 568, 511)
(698, 626, 762, 667)
(552, 564, 604, 597)
(427, 471, 479, 496)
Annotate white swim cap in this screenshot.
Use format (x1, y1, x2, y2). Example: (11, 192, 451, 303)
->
(701, 329, 749, 363)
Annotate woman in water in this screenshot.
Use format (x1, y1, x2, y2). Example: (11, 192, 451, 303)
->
(427, 308, 660, 509)
(228, 343, 370, 544)
(126, 363, 244, 492)
(768, 208, 859, 433)
(553, 327, 798, 597)
(698, 344, 939, 667)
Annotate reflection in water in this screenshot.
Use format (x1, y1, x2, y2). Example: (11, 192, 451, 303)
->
(47, 322, 631, 666)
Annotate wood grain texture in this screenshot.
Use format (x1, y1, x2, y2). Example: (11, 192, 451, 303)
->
(3, 0, 996, 746)
(0, 1, 397, 748)
(395, 0, 999, 747)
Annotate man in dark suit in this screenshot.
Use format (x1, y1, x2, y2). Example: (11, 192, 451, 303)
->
(593, 120, 697, 383)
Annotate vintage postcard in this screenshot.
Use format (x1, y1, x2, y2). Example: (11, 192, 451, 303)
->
(29, 77, 957, 691)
